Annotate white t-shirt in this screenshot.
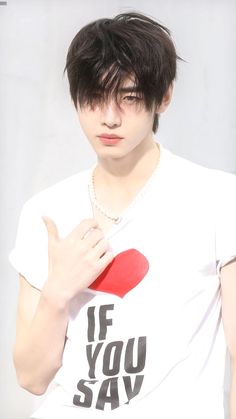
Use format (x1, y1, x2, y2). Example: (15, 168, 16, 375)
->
(9, 143, 236, 419)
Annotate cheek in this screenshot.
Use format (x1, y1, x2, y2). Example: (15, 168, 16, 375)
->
(77, 113, 94, 135)
(127, 113, 154, 136)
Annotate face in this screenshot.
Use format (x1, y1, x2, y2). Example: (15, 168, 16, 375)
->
(77, 77, 172, 162)
(77, 78, 155, 161)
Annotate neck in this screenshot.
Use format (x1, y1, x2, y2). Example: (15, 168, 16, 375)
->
(95, 137, 160, 184)
(91, 139, 161, 217)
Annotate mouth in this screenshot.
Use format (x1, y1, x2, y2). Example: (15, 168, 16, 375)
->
(97, 134, 123, 145)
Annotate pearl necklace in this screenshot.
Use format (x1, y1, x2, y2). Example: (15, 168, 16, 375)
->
(88, 173, 122, 224)
(88, 143, 161, 224)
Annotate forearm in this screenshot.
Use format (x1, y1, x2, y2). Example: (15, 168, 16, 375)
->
(230, 361, 236, 419)
(14, 282, 70, 395)
(13, 218, 112, 395)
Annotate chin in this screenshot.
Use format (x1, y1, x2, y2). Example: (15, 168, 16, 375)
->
(92, 141, 123, 153)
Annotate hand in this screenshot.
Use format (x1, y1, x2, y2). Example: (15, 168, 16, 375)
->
(42, 217, 114, 303)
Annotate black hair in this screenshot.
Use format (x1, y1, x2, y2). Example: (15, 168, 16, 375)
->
(64, 12, 181, 132)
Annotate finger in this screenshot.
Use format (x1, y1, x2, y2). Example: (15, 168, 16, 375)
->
(67, 218, 98, 241)
(42, 216, 59, 243)
(93, 239, 111, 259)
(84, 228, 104, 248)
(97, 250, 114, 272)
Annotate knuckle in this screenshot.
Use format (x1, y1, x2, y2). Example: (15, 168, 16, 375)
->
(78, 240, 88, 255)
(93, 229, 103, 241)
(82, 218, 97, 228)
(85, 255, 97, 270)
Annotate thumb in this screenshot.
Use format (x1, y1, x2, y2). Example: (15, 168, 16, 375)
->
(42, 216, 59, 242)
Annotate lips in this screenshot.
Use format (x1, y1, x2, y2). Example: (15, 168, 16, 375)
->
(98, 133, 123, 145)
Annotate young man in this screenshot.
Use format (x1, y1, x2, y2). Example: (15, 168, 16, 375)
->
(10, 12, 236, 419)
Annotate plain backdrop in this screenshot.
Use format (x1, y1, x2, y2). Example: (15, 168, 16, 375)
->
(1, 1, 235, 418)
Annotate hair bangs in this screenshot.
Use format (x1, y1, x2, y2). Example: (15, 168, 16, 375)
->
(75, 22, 142, 108)
(65, 12, 181, 132)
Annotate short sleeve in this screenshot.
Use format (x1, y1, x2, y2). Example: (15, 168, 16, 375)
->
(9, 198, 49, 290)
(215, 171, 236, 276)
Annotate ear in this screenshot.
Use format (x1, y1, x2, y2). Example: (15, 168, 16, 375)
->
(155, 83, 174, 114)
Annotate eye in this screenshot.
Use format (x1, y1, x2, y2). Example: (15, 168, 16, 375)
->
(122, 95, 142, 104)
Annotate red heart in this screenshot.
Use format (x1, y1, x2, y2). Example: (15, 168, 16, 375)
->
(89, 249, 149, 298)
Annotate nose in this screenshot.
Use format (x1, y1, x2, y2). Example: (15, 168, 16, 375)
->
(100, 99, 122, 128)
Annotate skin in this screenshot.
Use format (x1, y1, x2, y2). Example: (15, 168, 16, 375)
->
(77, 79, 173, 224)
(14, 218, 113, 394)
(14, 80, 172, 394)
(13, 79, 236, 419)
(77, 79, 172, 172)
(221, 259, 236, 419)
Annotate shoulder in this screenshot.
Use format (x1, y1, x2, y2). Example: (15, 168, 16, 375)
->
(20, 168, 93, 237)
(162, 146, 236, 193)
(23, 168, 92, 214)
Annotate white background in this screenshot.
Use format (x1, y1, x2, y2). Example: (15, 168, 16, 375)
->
(1, 0, 235, 418)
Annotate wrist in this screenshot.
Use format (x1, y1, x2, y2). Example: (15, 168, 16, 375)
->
(41, 279, 71, 314)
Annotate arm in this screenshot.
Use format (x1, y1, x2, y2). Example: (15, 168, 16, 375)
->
(221, 258, 236, 419)
(13, 218, 113, 395)
(14, 275, 69, 395)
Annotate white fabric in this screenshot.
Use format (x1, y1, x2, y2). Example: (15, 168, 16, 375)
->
(9, 143, 236, 419)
